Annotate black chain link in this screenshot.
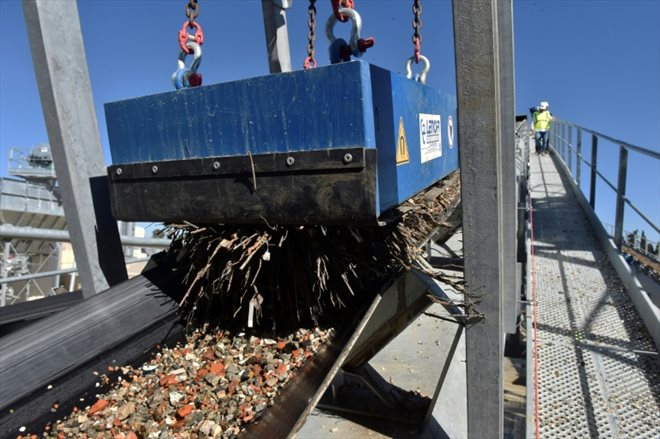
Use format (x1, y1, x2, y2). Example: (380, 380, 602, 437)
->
(185, 0, 199, 27)
(307, 0, 317, 64)
(412, 0, 422, 47)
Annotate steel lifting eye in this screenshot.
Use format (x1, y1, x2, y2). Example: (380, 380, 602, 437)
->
(325, 7, 373, 63)
(405, 54, 430, 84)
(172, 38, 203, 90)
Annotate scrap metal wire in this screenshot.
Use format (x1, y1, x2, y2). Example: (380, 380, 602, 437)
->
(164, 174, 462, 330)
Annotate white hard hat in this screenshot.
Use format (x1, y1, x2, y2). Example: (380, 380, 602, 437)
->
(540, 101, 549, 109)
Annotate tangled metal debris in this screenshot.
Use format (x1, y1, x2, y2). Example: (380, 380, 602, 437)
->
(164, 172, 462, 328)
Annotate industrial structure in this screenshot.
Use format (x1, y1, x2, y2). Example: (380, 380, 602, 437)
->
(0, 1, 658, 438)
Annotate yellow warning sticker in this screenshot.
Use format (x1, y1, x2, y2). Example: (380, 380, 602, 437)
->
(396, 117, 410, 165)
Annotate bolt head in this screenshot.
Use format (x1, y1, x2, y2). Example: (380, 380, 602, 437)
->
(286, 156, 295, 166)
(213, 161, 220, 170)
(152, 165, 159, 174)
(343, 153, 353, 163)
(116, 168, 123, 176)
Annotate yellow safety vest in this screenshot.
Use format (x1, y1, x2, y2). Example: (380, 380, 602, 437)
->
(533, 110, 552, 132)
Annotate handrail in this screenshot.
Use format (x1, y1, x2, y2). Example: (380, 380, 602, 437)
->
(550, 119, 660, 253)
(553, 118, 660, 160)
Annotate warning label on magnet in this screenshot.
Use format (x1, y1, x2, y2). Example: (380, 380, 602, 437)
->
(396, 117, 410, 165)
(419, 113, 442, 163)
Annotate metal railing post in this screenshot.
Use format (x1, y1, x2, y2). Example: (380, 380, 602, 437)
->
(614, 145, 628, 249)
(568, 125, 573, 174)
(561, 123, 566, 159)
(576, 129, 582, 188)
(589, 135, 598, 209)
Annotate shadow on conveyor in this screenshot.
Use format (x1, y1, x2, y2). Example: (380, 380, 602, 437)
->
(531, 151, 660, 433)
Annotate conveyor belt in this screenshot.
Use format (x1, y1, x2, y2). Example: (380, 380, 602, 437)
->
(0, 256, 185, 437)
(0, 178, 462, 438)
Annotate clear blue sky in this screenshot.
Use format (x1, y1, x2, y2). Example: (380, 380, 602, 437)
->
(1, 0, 658, 241)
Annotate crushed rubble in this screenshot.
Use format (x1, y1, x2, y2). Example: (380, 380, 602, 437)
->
(26, 326, 333, 438)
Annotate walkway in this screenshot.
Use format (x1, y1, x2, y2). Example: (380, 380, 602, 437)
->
(530, 150, 660, 438)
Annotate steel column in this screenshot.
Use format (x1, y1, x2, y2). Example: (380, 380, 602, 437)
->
(452, 0, 507, 435)
(261, 0, 293, 73)
(576, 128, 582, 187)
(568, 125, 573, 173)
(589, 135, 598, 209)
(22, 0, 127, 297)
(614, 146, 628, 249)
(496, 0, 517, 335)
(1, 242, 10, 307)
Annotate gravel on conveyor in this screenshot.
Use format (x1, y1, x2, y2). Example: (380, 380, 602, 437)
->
(24, 326, 333, 439)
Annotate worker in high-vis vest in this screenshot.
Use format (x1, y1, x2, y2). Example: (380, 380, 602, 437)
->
(530, 101, 553, 155)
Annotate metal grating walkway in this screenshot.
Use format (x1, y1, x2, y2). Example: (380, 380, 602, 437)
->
(530, 150, 660, 438)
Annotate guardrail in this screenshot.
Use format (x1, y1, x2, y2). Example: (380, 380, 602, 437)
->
(550, 119, 659, 251)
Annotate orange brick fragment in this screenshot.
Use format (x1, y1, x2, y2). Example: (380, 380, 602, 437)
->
(202, 349, 215, 361)
(126, 433, 138, 439)
(177, 404, 193, 419)
(196, 368, 209, 380)
(159, 374, 177, 387)
(209, 361, 224, 375)
(292, 349, 301, 358)
(275, 341, 286, 350)
(275, 363, 287, 376)
(88, 399, 109, 415)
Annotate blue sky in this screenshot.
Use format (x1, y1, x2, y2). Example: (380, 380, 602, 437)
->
(1, 0, 658, 240)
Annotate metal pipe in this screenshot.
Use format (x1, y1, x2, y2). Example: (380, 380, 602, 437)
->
(0, 257, 151, 285)
(624, 197, 660, 235)
(1, 267, 77, 285)
(0, 225, 171, 248)
(589, 135, 598, 209)
(554, 119, 660, 160)
(614, 146, 629, 249)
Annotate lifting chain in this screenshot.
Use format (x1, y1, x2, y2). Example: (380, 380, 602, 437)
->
(406, 0, 430, 84)
(304, 0, 317, 69)
(412, 0, 422, 63)
(173, 0, 204, 89)
(185, 0, 199, 28)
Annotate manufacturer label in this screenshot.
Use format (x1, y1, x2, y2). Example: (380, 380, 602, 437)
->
(396, 117, 410, 165)
(419, 113, 442, 163)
